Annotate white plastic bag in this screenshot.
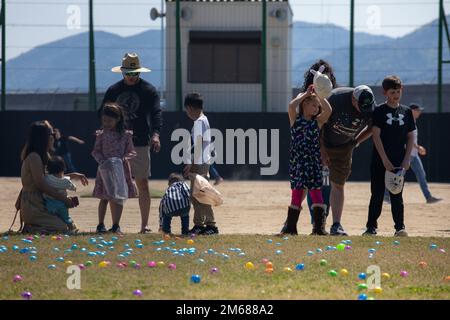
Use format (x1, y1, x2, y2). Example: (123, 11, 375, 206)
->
(385, 168, 406, 195)
(310, 65, 333, 99)
(191, 174, 224, 206)
(99, 157, 128, 203)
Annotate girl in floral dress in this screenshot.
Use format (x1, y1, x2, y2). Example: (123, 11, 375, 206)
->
(92, 103, 137, 234)
(280, 85, 332, 235)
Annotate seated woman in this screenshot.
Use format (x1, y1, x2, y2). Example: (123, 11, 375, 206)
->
(18, 120, 88, 234)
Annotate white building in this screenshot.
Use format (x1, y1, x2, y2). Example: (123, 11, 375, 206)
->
(165, 0, 292, 112)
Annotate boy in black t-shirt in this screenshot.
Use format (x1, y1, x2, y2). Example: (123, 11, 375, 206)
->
(363, 76, 415, 237)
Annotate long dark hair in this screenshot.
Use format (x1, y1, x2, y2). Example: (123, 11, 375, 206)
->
(301, 59, 337, 93)
(102, 102, 125, 134)
(21, 120, 53, 164)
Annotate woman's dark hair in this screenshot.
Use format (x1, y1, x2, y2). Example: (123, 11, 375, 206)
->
(102, 102, 125, 134)
(300, 59, 337, 93)
(21, 120, 53, 164)
(184, 92, 203, 110)
(47, 156, 66, 175)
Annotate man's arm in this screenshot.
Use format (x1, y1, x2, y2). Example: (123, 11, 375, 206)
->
(148, 88, 162, 136)
(354, 125, 373, 146)
(148, 88, 162, 152)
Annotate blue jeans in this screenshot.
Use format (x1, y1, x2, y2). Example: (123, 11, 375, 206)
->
(410, 155, 432, 200)
(307, 185, 331, 224)
(209, 164, 221, 180)
(162, 208, 190, 235)
(45, 198, 72, 225)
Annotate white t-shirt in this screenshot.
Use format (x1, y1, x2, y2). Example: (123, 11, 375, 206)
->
(410, 128, 418, 157)
(191, 114, 212, 164)
(44, 175, 76, 199)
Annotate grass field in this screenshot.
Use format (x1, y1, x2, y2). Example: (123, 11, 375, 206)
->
(1, 234, 449, 300)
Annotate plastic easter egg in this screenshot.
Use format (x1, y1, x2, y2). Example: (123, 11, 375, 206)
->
(328, 270, 338, 277)
(357, 294, 367, 300)
(340, 269, 349, 276)
(266, 239, 273, 244)
(382, 272, 390, 280)
(157, 261, 165, 267)
(85, 261, 93, 267)
(78, 264, 86, 270)
(316, 248, 323, 253)
(372, 287, 383, 294)
(444, 276, 450, 282)
(368, 248, 376, 253)
(400, 270, 408, 278)
(98, 261, 109, 268)
(65, 260, 73, 265)
(261, 258, 269, 264)
(336, 244, 345, 251)
(196, 259, 205, 264)
(393, 241, 400, 246)
(419, 261, 428, 268)
(430, 244, 438, 250)
(210, 267, 219, 274)
(275, 250, 283, 255)
(56, 257, 64, 262)
(358, 283, 368, 291)
(13, 275, 23, 283)
(265, 262, 273, 269)
(284, 267, 293, 273)
(190, 274, 201, 284)
(296, 263, 305, 271)
(245, 262, 255, 270)
(345, 246, 352, 251)
(320, 259, 327, 266)
(265, 268, 274, 274)
(48, 264, 56, 269)
(358, 273, 367, 280)
(133, 289, 142, 297)
(187, 239, 194, 245)
(29, 255, 37, 261)
(168, 263, 177, 270)
(21, 291, 32, 300)
(307, 251, 314, 256)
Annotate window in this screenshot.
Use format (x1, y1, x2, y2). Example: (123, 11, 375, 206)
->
(188, 31, 261, 83)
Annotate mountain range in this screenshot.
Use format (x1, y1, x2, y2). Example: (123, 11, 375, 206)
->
(6, 16, 450, 92)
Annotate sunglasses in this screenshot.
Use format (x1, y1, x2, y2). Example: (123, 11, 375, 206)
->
(123, 72, 140, 77)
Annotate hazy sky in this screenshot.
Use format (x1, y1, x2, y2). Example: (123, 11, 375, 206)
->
(4, 0, 449, 60)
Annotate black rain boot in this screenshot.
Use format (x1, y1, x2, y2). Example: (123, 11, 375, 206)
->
(279, 206, 301, 235)
(311, 204, 329, 236)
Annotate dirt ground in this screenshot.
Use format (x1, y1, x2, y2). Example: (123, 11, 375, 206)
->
(1, 177, 449, 237)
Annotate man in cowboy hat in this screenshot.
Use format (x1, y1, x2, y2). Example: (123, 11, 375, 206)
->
(99, 52, 163, 234)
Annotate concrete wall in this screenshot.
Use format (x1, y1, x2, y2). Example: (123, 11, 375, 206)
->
(165, 1, 292, 112)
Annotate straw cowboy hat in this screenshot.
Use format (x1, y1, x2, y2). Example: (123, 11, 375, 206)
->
(111, 53, 151, 73)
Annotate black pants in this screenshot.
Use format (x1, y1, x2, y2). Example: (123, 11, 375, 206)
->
(367, 157, 405, 231)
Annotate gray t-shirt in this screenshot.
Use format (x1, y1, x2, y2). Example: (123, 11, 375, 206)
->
(323, 87, 372, 148)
